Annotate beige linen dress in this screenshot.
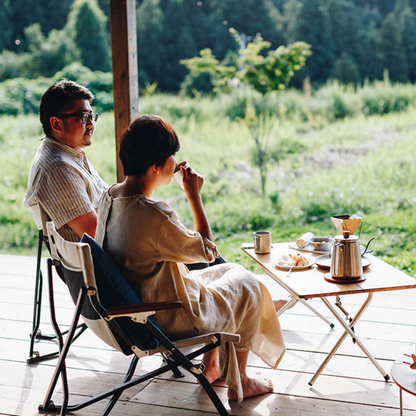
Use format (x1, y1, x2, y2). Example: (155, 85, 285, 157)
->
(96, 192, 285, 402)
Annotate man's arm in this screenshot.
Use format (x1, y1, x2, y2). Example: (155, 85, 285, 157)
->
(67, 211, 98, 238)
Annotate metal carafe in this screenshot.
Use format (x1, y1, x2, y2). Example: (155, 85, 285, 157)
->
(330, 230, 363, 279)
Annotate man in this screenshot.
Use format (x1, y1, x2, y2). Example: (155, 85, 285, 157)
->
(23, 80, 109, 242)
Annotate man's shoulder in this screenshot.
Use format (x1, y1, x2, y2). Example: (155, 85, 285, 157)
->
(35, 139, 81, 172)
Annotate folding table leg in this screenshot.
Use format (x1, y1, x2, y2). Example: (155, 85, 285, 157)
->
(298, 298, 335, 328)
(263, 267, 334, 328)
(277, 294, 334, 328)
(309, 293, 389, 386)
(400, 388, 403, 416)
(276, 296, 298, 317)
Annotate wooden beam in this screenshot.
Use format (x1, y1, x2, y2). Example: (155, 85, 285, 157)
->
(109, 0, 139, 183)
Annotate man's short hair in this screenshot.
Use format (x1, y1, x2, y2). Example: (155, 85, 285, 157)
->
(40, 79, 94, 136)
(119, 115, 180, 177)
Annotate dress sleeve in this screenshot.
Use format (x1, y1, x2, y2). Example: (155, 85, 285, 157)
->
(155, 208, 220, 264)
(37, 163, 95, 229)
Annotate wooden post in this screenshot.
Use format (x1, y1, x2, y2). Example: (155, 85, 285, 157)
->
(109, 0, 139, 183)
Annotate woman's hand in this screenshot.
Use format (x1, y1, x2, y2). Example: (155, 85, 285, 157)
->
(182, 165, 204, 200)
(181, 164, 213, 241)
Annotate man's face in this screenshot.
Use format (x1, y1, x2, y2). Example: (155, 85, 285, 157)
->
(54, 99, 96, 151)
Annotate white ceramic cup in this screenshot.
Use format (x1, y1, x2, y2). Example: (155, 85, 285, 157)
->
(253, 231, 272, 254)
(173, 161, 189, 190)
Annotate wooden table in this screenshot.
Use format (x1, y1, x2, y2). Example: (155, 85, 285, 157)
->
(242, 242, 416, 385)
(392, 359, 416, 415)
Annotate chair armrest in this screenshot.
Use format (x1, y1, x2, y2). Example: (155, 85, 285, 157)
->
(107, 301, 182, 319)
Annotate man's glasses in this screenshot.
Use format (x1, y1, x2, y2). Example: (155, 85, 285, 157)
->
(55, 112, 99, 124)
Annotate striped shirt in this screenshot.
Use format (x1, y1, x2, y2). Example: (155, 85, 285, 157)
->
(23, 137, 109, 242)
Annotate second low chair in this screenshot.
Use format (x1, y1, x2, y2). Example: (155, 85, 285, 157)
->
(39, 221, 240, 416)
(27, 203, 87, 364)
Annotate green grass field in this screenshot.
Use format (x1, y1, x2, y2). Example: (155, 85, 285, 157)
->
(1, 86, 416, 276)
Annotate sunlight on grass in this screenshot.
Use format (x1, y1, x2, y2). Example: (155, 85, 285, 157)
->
(1, 95, 415, 276)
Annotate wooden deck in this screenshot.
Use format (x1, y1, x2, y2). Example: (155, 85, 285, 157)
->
(2, 253, 416, 416)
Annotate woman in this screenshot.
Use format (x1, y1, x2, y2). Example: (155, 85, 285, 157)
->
(95, 115, 285, 403)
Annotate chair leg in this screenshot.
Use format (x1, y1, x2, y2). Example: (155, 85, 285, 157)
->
(170, 343, 230, 416)
(162, 352, 185, 378)
(39, 279, 87, 415)
(28, 231, 63, 364)
(27, 248, 88, 365)
(28, 231, 46, 362)
(102, 356, 139, 416)
(146, 327, 230, 416)
(194, 372, 229, 416)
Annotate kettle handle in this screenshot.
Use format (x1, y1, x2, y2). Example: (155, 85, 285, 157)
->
(329, 240, 341, 258)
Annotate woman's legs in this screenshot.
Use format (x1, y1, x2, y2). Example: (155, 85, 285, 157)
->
(227, 350, 273, 400)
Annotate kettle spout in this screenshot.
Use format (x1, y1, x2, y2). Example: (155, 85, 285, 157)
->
(361, 237, 375, 257)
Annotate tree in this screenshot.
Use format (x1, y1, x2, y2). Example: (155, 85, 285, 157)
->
(240, 104, 277, 197)
(328, 0, 363, 71)
(356, 20, 384, 81)
(183, 0, 217, 54)
(66, 0, 111, 72)
(4, 0, 42, 51)
(181, 31, 310, 196)
(0, 0, 71, 52)
(180, 32, 311, 95)
(397, 0, 416, 82)
(37, 0, 72, 35)
(137, 0, 166, 87)
(352, 0, 395, 16)
(0, 23, 79, 80)
(352, 5, 384, 81)
(331, 52, 360, 84)
(282, 0, 303, 42)
(180, 48, 236, 95)
(210, 0, 285, 50)
(159, 0, 198, 91)
(0, 0, 12, 51)
(381, 12, 408, 82)
(28, 25, 80, 78)
(287, 0, 335, 84)
(237, 32, 312, 94)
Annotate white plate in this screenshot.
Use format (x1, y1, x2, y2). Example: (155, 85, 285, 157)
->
(273, 258, 314, 270)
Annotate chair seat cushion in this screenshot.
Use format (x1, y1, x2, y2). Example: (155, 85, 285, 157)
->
(81, 234, 160, 352)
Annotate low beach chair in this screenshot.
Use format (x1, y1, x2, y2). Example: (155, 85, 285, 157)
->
(39, 221, 239, 416)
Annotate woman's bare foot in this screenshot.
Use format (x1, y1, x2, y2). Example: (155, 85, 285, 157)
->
(273, 298, 296, 312)
(227, 377, 273, 401)
(201, 348, 221, 384)
(202, 362, 221, 384)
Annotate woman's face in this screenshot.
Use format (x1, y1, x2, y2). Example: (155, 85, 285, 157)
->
(159, 155, 177, 185)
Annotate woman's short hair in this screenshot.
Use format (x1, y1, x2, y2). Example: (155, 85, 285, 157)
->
(119, 115, 180, 176)
(40, 79, 94, 136)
